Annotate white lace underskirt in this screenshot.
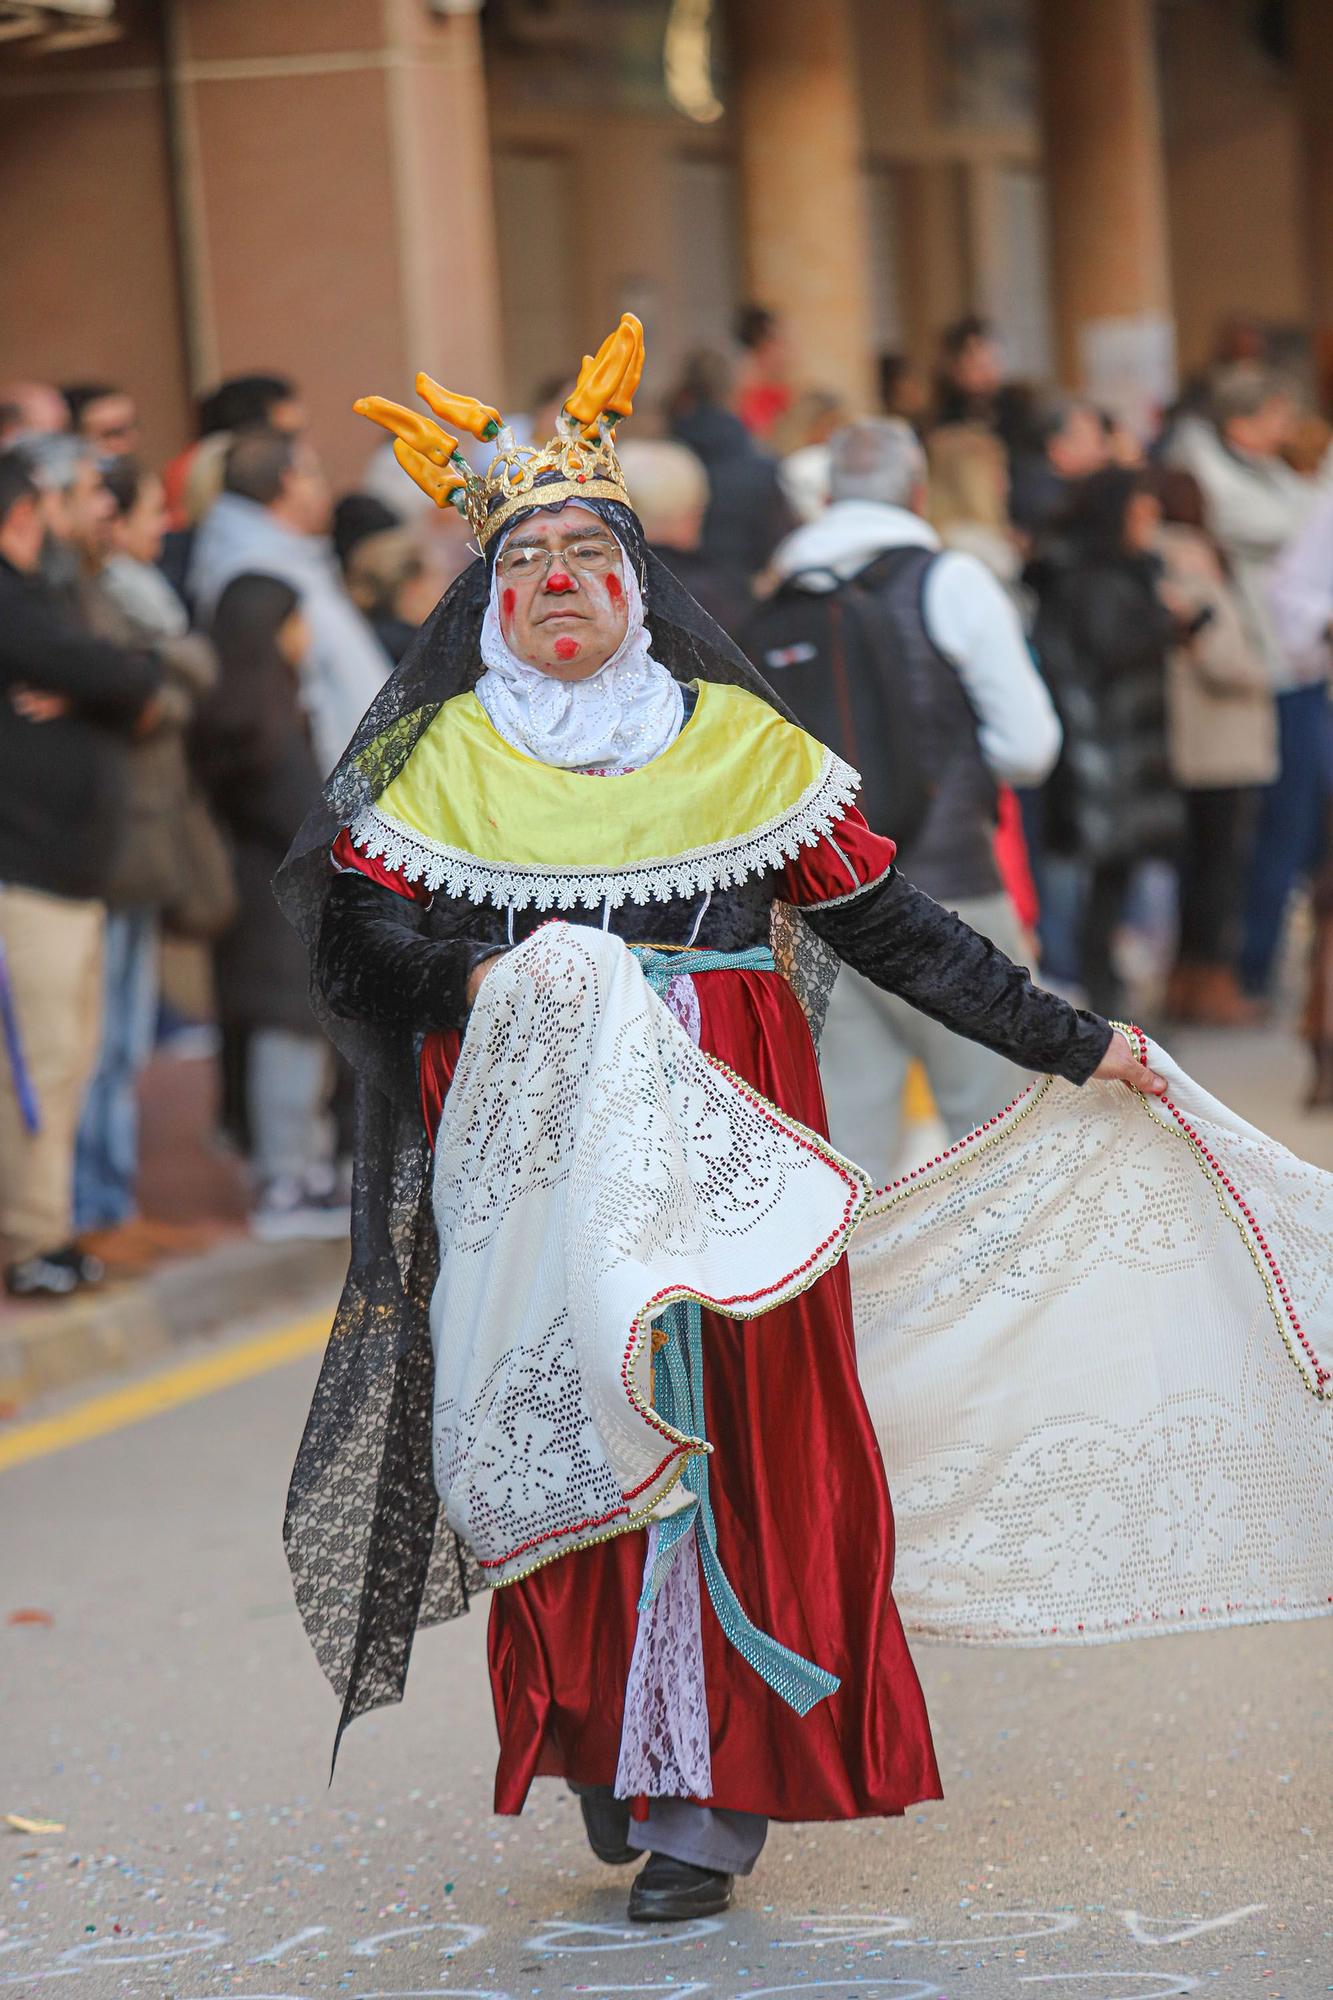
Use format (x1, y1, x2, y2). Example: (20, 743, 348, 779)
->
(615, 1521, 713, 1800)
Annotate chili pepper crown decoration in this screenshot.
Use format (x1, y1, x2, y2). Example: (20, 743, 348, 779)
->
(353, 312, 645, 550)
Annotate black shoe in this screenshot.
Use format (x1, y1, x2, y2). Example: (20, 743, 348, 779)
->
(576, 1789, 637, 1866)
(628, 1852, 733, 1922)
(50, 1243, 106, 1287)
(5, 1243, 102, 1300)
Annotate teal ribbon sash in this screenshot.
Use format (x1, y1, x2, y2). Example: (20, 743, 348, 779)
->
(630, 942, 841, 1717)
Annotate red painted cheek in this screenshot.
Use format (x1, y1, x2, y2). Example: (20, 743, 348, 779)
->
(554, 636, 579, 662)
(605, 573, 623, 603)
(501, 587, 516, 626)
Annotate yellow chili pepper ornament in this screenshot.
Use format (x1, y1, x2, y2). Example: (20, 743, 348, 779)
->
(352, 393, 471, 511)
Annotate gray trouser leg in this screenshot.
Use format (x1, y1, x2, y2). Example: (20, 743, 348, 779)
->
(820, 891, 1035, 1188)
(627, 1798, 769, 1876)
(247, 1027, 333, 1181)
(819, 960, 910, 1180)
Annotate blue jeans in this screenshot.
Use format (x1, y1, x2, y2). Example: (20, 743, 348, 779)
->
(1240, 685, 1331, 996)
(74, 907, 159, 1232)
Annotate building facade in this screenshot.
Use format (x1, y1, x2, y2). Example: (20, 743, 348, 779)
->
(2, 0, 1330, 483)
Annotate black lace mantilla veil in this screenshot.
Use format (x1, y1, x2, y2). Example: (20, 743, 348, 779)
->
(275, 497, 841, 1764)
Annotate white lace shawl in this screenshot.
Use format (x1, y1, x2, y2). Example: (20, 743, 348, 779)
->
(428, 923, 870, 1586)
(433, 926, 1333, 1646)
(852, 1029, 1333, 1643)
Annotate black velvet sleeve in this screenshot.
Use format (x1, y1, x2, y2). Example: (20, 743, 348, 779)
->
(315, 870, 500, 1033)
(805, 868, 1114, 1085)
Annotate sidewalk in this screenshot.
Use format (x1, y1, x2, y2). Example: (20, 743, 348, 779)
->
(0, 1047, 346, 1411)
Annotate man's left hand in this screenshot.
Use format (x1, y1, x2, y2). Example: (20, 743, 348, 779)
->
(1092, 1029, 1167, 1098)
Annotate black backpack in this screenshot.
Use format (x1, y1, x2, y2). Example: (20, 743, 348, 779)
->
(741, 548, 935, 847)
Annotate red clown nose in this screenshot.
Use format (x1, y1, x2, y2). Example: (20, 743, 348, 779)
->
(545, 570, 575, 593)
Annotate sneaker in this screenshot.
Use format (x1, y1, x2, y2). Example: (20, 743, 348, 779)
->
(5, 1243, 103, 1300)
(251, 1173, 351, 1243)
(49, 1243, 106, 1288)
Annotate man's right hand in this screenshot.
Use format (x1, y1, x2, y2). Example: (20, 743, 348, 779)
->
(10, 684, 71, 723)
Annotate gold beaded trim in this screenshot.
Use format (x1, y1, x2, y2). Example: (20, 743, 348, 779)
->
(478, 475, 629, 548)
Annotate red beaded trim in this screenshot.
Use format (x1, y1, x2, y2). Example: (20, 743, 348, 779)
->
(1115, 1022, 1330, 1399)
(473, 1447, 686, 1572)
(863, 1072, 1054, 1216)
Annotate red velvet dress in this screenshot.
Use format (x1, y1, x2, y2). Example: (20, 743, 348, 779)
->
(334, 811, 943, 1824)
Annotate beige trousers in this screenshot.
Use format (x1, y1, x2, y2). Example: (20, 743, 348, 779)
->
(0, 885, 104, 1262)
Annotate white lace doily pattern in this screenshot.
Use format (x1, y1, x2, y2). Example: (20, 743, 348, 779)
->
(850, 1030, 1333, 1644)
(427, 924, 870, 1585)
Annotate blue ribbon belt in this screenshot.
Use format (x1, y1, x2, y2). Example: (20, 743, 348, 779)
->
(629, 943, 841, 1717)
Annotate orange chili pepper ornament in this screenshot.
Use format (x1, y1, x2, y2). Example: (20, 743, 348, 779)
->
(416, 374, 503, 442)
(565, 314, 644, 430)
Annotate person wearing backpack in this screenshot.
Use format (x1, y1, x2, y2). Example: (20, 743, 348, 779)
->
(749, 418, 1062, 1185)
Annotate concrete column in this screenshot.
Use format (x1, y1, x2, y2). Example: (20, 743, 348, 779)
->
(896, 163, 969, 372)
(167, 0, 503, 486)
(1291, 0, 1333, 396)
(381, 0, 503, 396)
(1033, 0, 1175, 407)
(730, 0, 875, 408)
(0, 9, 194, 466)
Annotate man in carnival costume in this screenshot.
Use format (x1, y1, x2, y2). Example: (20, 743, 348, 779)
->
(277, 319, 1331, 1923)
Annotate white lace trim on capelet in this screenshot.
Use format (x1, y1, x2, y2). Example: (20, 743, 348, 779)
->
(347, 679, 860, 912)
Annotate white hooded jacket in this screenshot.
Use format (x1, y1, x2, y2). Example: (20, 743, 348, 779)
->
(189, 493, 391, 777)
(768, 500, 1061, 788)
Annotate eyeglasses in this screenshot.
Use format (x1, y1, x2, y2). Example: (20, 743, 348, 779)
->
(495, 537, 620, 582)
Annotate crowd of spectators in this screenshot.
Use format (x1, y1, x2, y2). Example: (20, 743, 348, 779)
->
(647, 308, 1333, 1145)
(0, 374, 405, 1295)
(1, 306, 1331, 1295)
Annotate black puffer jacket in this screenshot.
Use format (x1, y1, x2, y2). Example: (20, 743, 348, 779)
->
(669, 403, 795, 583)
(1027, 542, 1183, 866)
(0, 555, 161, 900)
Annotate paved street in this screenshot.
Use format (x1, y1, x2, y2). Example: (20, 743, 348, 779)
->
(3, 1023, 1331, 2000)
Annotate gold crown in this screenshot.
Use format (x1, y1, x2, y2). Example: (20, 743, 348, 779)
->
(353, 313, 644, 551)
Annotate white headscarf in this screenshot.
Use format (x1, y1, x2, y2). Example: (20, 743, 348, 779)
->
(474, 523, 685, 774)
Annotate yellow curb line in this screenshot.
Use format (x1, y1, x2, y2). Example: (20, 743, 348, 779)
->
(0, 1313, 330, 1473)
